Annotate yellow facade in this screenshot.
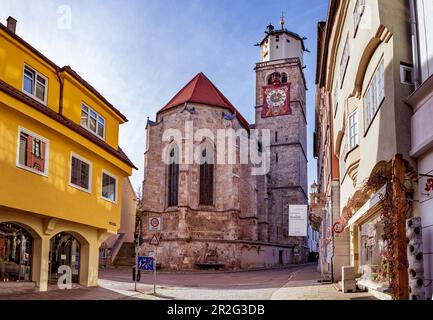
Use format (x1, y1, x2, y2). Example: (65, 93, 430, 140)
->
(0, 20, 134, 291)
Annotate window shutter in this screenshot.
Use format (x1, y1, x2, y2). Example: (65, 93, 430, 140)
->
(26, 136, 33, 168)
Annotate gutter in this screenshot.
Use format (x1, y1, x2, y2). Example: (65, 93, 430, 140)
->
(55, 67, 64, 115)
(409, 0, 421, 89)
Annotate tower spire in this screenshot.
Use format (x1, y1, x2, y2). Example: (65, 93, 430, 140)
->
(280, 12, 285, 30)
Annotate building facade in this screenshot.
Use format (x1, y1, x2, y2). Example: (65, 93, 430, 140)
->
(407, 0, 433, 299)
(100, 177, 137, 267)
(0, 17, 135, 292)
(313, 20, 349, 282)
(254, 23, 309, 256)
(315, 0, 418, 299)
(141, 22, 308, 270)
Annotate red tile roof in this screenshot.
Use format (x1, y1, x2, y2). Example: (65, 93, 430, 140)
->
(0, 79, 137, 170)
(0, 23, 128, 122)
(158, 72, 250, 129)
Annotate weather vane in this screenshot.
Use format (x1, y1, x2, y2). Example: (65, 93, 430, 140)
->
(280, 12, 285, 30)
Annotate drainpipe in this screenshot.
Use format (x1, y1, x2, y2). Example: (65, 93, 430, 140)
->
(55, 67, 64, 115)
(409, 0, 421, 88)
(328, 92, 335, 284)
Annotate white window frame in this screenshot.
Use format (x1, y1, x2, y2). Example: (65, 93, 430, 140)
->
(363, 59, 385, 133)
(354, 0, 366, 35)
(400, 64, 414, 85)
(340, 133, 348, 182)
(69, 152, 92, 193)
(333, 83, 339, 115)
(340, 35, 350, 86)
(16, 126, 50, 177)
(348, 110, 359, 150)
(80, 103, 106, 140)
(101, 169, 118, 204)
(22, 64, 48, 105)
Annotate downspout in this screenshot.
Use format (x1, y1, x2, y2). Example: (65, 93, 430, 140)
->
(409, 0, 421, 89)
(55, 67, 64, 115)
(328, 92, 335, 284)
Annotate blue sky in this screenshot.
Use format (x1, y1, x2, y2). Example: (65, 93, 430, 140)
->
(1, 0, 328, 193)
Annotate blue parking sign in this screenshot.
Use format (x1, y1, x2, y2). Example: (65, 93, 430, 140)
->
(138, 256, 154, 271)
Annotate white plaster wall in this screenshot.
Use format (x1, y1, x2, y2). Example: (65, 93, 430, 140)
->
(417, 0, 433, 82)
(411, 94, 433, 155)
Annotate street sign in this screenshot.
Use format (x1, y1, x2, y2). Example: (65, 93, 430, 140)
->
(138, 256, 154, 271)
(150, 234, 159, 246)
(148, 217, 162, 232)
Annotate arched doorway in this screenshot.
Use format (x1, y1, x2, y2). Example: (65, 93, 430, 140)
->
(0, 222, 33, 282)
(49, 232, 81, 284)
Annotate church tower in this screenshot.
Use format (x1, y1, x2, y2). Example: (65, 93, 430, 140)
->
(254, 18, 308, 256)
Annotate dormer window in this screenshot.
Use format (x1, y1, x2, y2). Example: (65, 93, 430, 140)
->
(23, 65, 47, 104)
(81, 103, 105, 140)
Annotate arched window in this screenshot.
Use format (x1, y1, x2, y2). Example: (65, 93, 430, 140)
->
(167, 145, 179, 207)
(267, 75, 273, 85)
(281, 73, 288, 84)
(199, 146, 214, 206)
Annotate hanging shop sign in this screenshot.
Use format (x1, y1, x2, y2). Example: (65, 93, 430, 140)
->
(289, 205, 308, 237)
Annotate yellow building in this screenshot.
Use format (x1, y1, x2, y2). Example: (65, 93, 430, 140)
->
(0, 17, 136, 292)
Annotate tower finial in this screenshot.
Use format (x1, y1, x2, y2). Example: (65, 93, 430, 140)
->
(280, 12, 285, 30)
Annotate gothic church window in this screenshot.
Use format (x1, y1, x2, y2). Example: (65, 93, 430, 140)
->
(167, 146, 179, 207)
(199, 145, 214, 206)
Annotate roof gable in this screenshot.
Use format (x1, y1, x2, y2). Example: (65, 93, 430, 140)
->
(158, 72, 250, 129)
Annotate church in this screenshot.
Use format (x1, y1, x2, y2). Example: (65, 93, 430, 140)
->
(141, 21, 309, 270)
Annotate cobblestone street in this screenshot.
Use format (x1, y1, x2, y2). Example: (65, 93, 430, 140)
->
(0, 264, 376, 300)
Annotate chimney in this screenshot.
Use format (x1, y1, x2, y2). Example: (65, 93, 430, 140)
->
(6, 16, 17, 34)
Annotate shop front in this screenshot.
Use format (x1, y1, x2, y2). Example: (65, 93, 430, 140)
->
(49, 232, 81, 284)
(0, 222, 33, 283)
(357, 213, 389, 292)
(347, 185, 392, 298)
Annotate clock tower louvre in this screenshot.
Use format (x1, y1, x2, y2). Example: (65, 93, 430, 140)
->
(254, 21, 309, 254)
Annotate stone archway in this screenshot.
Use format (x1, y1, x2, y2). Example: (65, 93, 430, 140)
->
(48, 230, 91, 287)
(48, 232, 82, 284)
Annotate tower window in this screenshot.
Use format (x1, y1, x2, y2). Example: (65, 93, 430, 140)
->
(276, 35, 279, 42)
(276, 153, 279, 163)
(275, 131, 278, 142)
(281, 73, 288, 84)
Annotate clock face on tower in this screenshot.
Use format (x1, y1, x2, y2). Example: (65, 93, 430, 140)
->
(262, 83, 291, 118)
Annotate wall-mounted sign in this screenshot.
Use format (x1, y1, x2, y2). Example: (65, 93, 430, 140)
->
(420, 172, 433, 203)
(148, 217, 162, 232)
(150, 234, 160, 246)
(289, 205, 308, 237)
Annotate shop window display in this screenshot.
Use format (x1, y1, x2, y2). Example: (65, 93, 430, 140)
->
(49, 232, 81, 284)
(359, 215, 389, 287)
(0, 223, 33, 282)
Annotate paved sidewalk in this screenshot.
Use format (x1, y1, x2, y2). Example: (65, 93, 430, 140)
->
(271, 265, 376, 300)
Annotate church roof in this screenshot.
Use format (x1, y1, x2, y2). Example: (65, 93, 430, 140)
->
(158, 72, 250, 129)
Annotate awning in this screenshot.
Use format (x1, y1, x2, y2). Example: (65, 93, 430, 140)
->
(346, 184, 387, 228)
